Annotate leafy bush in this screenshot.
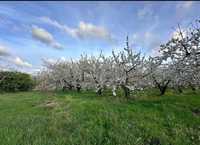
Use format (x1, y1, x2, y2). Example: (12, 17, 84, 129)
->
(0, 71, 35, 92)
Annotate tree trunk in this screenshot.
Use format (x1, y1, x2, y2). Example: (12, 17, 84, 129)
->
(96, 87, 102, 95)
(96, 84, 102, 95)
(81, 72, 84, 81)
(153, 77, 170, 96)
(62, 86, 67, 91)
(68, 84, 73, 90)
(121, 73, 130, 98)
(121, 84, 130, 99)
(62, 80, 74, 91)
(159, 80, 170, 95)
(177, 86, 183, 93)
(76, 83, 81, 92)
(159, 86, 167, 95)
(188, 82, 196, 92)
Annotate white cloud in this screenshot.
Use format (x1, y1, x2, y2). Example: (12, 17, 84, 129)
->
(0, 45, 10, 56)
(42, 58, 57, 64)
(60, 56, 66, 61)
(51, 42, 63, 49)
(40, 17, 113, 42)
(32, 26, 63, 49)
(32, 26, 54, 44)
(176, 1, 194, 19)
(12, 57, 32, 68)
(131, 30, 162, 56)
(176, 1, 194, 9)
(137, 6, 154, 20)
(42, 56, 68, 65)
(132, 8, 161, 57)
(0, 63, 12, 71)
(0, 44, 33, 69)
(75, 21, 112, 40)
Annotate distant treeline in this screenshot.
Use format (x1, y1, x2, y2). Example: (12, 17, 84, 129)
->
(0, 71, 35, 92)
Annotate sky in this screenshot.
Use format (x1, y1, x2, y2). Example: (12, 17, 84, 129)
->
(0, 1, 200, 73)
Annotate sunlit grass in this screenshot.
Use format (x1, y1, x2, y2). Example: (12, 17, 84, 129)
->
(0, 90, 199, 145)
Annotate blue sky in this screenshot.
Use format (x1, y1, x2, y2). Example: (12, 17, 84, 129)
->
(0, 1, 199, 73)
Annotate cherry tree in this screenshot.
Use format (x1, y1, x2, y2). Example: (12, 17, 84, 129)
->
(36, 58, 82, 91)
(112, 36, 144, 98)
(78, 53, 114, 95)
(159, 20, 200, 91)
(143, 56, 172, 95)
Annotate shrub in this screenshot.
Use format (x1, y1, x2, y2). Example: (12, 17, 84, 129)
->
(0, 71, 35, 92)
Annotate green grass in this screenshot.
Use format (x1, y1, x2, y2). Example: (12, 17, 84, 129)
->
(0, 90, 200, 145)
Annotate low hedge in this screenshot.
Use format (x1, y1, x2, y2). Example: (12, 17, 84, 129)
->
(0, 71, 35, 92)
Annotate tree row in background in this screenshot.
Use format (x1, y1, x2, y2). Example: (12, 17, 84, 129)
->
(35, 20, 200, 98)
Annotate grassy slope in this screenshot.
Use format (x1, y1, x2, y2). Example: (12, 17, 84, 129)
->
(0, 90, 199, 145)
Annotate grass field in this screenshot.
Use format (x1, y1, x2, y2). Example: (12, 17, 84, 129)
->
(0, 90, 200, 145)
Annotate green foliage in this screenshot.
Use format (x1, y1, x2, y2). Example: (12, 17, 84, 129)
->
(0, 71, 35, 92)
(0, 90, 199, 145)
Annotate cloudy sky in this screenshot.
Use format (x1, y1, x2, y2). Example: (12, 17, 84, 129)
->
(0, 1, 199, 73)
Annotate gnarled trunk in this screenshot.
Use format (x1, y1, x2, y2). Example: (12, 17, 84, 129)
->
(121, 84, 130, 99)
(177, 85, 183, 93)
(62, 79, 74, 91)
(159, 85, 168, 95)
(120, 72, 131, 98)
(96, 85, 102, 95)
(153, 77, 171, 95)
(188, 82, 196, 92)
(76, 83, 81, 92)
